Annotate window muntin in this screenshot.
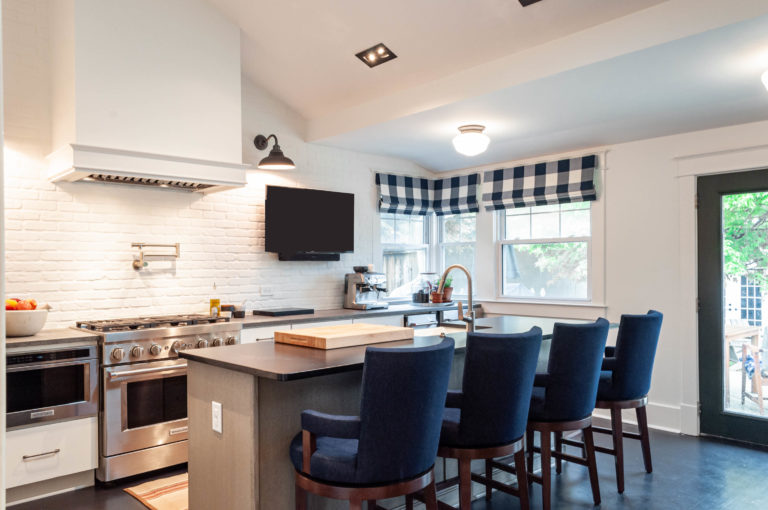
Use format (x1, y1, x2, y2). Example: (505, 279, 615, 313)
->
(500, 202, 591, 300)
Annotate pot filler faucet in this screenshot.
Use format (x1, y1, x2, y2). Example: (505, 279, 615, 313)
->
(437, 264, 475, 332)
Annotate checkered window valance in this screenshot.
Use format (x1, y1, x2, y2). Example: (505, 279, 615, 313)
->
(375, 173, 480, 216)
(481, 154, 599, 211)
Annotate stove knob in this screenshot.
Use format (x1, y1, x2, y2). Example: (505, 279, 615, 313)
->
(170, 341, 183, 354)
(196, 338, 209, 349)
(111, 348, 125, 361)
(225, 336, 237, 346)
(211, 337, 223, 347)
(130, 346, 144, 358)
(149, 344, 162, 356)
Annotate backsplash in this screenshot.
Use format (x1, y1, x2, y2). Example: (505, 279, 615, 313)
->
(3, 1, 430, 328)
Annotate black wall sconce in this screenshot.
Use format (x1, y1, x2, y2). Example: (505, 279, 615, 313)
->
(253, 134, 296, 170)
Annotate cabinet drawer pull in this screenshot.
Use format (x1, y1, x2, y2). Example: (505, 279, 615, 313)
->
(22, 449, 61, 461)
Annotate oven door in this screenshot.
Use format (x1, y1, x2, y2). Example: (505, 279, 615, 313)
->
(102, 359, 188, 457)
(6, 358, 98, 429)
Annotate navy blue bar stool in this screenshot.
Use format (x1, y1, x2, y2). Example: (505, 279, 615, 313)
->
(590, 310, 663, 493)
(430, 328, 542, 510)
(289, 338, 455, 510)
(526, 318, 609, 510)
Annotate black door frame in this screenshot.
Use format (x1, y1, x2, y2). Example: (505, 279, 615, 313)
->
(698, 168, 768, 445)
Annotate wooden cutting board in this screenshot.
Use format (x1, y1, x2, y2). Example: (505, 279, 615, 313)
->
(274, 323, 414, 350)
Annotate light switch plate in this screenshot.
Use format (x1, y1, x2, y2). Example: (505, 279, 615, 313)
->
(260, 285, 274, 296)
(212, 401, 222, 433)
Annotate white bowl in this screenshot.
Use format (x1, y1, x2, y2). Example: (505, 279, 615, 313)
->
(6, 309, 49, 337)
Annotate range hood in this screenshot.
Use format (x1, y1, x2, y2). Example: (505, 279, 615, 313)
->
(47, 0, 248, 193)
(48, 144, 250, 193)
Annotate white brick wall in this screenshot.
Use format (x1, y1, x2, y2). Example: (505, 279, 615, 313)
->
(3, 0, 431, 328)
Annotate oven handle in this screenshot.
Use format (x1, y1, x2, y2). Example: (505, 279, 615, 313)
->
(7, 358, 97, 373)
(107, 363, 186, 381)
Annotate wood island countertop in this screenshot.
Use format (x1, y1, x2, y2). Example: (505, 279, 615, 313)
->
(180, 315, 589, 381)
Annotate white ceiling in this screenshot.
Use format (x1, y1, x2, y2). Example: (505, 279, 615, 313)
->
(316, 13, 768, 171)
(207, 0, 768, 172)
(208, 0, 664, 118)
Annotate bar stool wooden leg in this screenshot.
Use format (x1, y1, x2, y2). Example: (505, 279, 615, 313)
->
(295, 484, 307, 510)
(485, 459, 493, 500)
(514, 448, 530, 510)
(539, 430, 552, 510)
(554, 431, 563, 474)
(458, 457, 472, 509)
(424, 478, 438, 510)
(583, 426, 601, 506)
(350, 498, 363, 510)
(367, 500, 376, 509)
(405, 494, 414, 510)
(610, 406, 625, 493)
(636, 405, 653, 473)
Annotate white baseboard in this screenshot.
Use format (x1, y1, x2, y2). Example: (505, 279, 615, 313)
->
(593, 401, 687, 434)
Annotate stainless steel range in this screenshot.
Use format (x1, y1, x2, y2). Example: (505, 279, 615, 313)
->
(76, 314, 241, 482)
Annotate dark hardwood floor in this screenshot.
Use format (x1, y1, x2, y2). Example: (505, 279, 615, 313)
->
(13, 427, 768, 509)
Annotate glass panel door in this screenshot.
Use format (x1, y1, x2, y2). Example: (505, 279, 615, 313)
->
(698, 169, 768, 445)
(722, 193, 768, 418)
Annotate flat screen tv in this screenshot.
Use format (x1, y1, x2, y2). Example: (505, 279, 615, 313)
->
(265, 185, 354, 260)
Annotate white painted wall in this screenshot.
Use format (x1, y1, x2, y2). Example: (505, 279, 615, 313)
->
(3, 1, 429, 329)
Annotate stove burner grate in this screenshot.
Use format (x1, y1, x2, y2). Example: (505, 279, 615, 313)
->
(76, 314, 230, 332)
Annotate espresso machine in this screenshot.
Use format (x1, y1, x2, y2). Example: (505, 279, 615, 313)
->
(343, 269, 389, 310)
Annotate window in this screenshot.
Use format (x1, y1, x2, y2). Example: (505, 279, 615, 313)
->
(499, 202, 591, 300)
(381, 212, 477, 299)
(439, 213, 476, 296)
(381, 213, 429, 298)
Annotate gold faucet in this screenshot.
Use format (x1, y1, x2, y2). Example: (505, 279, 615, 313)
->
(437, 264, 475, 332)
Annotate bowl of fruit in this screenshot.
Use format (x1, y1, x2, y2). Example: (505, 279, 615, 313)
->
(5, 298, 48, 337)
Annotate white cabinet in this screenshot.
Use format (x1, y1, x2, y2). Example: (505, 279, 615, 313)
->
(241, 325, 288, 344)
(352, 315, 404, 327)
(6, 417, 97, 489)
(291, 319, 353, 330)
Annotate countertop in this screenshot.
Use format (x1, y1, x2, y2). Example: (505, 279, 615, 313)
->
(1, 303, 470, 349)
(181, 316, 589, 381)
(5, 327, 99, 350)
(233, 302, 477, 329)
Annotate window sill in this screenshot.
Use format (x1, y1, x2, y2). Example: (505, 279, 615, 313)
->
(482, 298, 606, 308)
(477, 298, 607, 320)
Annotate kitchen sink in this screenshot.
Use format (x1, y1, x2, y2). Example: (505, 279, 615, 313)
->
(438, 321, 492, 330)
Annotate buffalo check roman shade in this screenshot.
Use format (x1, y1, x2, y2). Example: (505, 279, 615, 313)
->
(375, 173, 480, 216)
(481, 154, 599, 211)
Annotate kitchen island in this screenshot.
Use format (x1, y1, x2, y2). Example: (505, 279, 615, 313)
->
(180, 316, 590, 510)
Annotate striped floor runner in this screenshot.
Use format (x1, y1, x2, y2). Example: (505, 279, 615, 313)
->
(124, 472, 188, 510)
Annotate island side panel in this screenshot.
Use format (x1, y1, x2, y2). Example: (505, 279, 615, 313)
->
(188, 360, 258, 510)
(257, 370, 364, 510)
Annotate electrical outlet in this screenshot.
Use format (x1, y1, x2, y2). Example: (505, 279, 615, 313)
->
(212, 401, 222, 433)
(260, 286, 274, 296)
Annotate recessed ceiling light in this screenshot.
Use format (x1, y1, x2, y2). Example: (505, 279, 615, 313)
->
(356, 43, 397, 68)
(452, 125, 490, 156)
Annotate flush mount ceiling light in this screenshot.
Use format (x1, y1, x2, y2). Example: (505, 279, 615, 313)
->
(253, 134, 295, 170)
(762, 70, 768, 91)
(355, 43, 397, 68)
(452, 125, 490, 157)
